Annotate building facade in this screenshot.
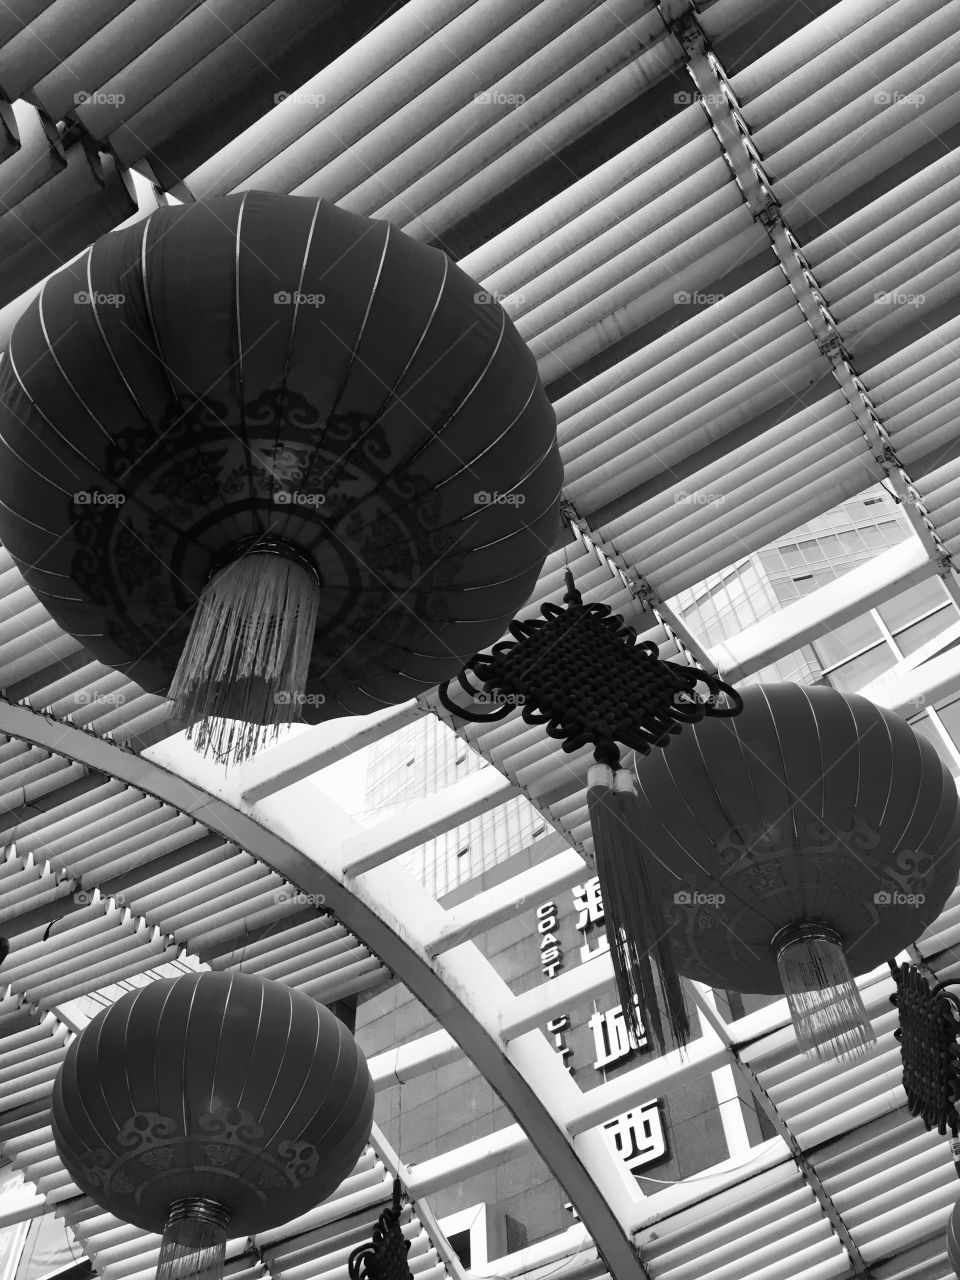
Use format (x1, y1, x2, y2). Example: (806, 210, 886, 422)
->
(354, 483, 960, 1259)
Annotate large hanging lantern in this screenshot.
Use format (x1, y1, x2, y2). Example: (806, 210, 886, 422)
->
(52, 972, 374, 1280)
(629, 683, 960, 1062)
(439, 569, 743, 1053)
(0, 193, 561, 762)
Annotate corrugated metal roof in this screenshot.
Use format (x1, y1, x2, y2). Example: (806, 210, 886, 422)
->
(2, 0, 960, 1277)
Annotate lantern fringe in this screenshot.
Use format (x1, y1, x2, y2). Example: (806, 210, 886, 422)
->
(157, 1199, 230, 1280)
(774, 924, 877, 1063)
(587, 763, 689, 1055)
(169, 551, 320, 765)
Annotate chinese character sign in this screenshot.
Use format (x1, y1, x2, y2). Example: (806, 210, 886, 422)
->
(604, 1101, 666, 1172)
(589, 1002, 647, 1069)
(573, 876, 610, 962)
(573, 877, 605, 929)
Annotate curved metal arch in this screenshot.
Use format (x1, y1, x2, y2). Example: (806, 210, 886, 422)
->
(0, 700, 648, 1280)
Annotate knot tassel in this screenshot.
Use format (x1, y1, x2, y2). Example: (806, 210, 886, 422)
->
(587, 762, 689, 1055)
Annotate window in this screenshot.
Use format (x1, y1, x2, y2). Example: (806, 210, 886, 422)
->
(779, 544, 806, 569)
(839, 529, 865, 555)
(935, 696, 960, 752)
(893, 607, 953, 658)
(909, 711, 959, 775)
(878, 578, 948, 632)
(812, 615, 883, 668)
(824, 644, 897, 694)
(447, 1232, 471, 1269)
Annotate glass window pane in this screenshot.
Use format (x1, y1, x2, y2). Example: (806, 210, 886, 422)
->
(825, 644, 897, 694)
(878, 578, 948, 632)
(839, 530, 865, 554)
(935, 696, 960, 751)
(893, 606, 953, 657)
(779, 544, 805, 569)
(910, 712, 960, 775)
(814, 616, 885, 669)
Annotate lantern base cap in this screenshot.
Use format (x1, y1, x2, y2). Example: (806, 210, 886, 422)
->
(773, 920, 877, 1063)
(157, 1198, 231, 1280)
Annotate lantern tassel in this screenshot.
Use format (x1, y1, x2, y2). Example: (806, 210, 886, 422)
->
(157, 1199, 230, 1280)
(169, 550, 320, 765)
(774, 922, 876, 1062)
(587, 762, 689, 1055)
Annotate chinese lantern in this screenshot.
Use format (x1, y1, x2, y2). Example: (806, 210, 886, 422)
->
(0, 193, 560, 763)
(52, 973, 374, 1280)
(629, 683, 960, 1061)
